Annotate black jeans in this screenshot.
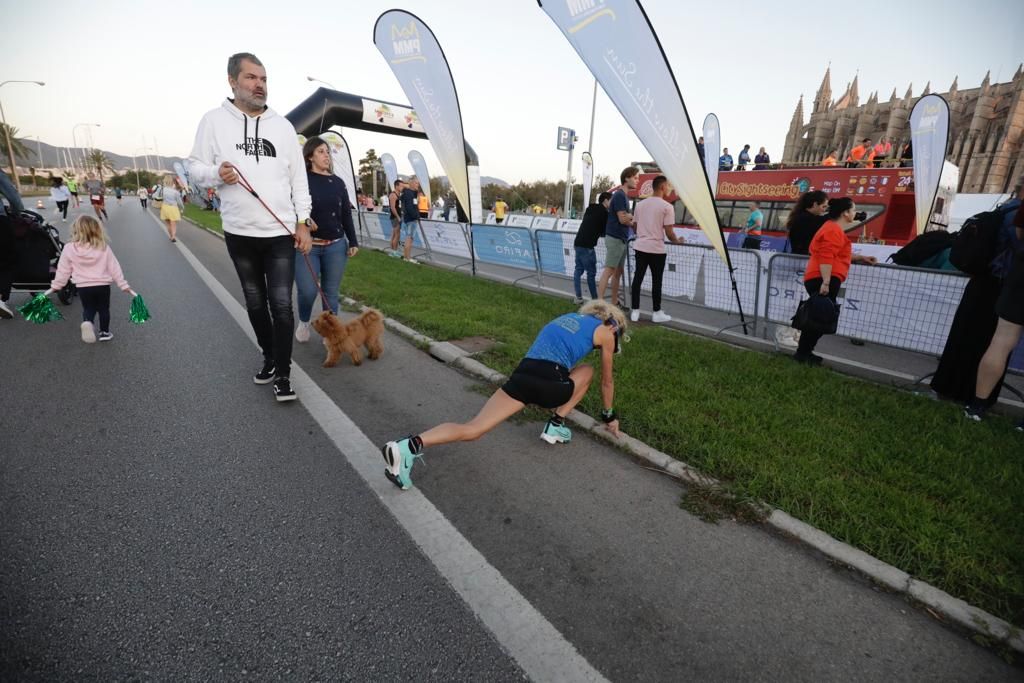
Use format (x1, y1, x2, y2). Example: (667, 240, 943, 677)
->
(140, 199, 147, 209)
(796, 276, 842, 357)
(0, 214, 14, 302)
(225, 233, 296, 377)
(78, 285, 111, 332)
(631, 251, 667, 311)
(56, 200, 69, 219)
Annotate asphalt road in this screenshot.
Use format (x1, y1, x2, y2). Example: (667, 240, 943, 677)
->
(2, 197, 1020, 681)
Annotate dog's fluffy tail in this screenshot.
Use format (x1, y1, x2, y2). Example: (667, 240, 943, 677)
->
(360, 308, 384, 328)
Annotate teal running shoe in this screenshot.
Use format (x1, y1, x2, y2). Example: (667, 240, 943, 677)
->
(382, 437, 421, 490)
(540, 421, 572, 444)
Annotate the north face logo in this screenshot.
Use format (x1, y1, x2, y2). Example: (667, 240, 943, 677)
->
(236, 137, 277, 158)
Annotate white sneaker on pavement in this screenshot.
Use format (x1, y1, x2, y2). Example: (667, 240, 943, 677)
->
(630, 309, 641, 323)
(0, 299, 12, 320)
(81, 321, 96, 343)
(295, 321, 311, 343)
(775, 325, 799, 349)
(652, 310, 672, 323)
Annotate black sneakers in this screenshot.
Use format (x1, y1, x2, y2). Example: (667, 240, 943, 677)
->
(254, 360, 276, 385)
(273, 376, 297, 402)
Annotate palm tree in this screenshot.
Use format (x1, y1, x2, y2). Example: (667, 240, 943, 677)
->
(0, 122, 34, 179)
(87, 148, 115, 181)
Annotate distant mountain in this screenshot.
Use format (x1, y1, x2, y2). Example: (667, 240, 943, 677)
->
(437, 175, 510, 188)
(11, 139, 184, 175)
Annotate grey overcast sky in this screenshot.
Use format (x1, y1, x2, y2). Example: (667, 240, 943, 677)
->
(3, 0, 1022, 185)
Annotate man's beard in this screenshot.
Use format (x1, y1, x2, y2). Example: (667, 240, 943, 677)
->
(235, 89, 266, 112)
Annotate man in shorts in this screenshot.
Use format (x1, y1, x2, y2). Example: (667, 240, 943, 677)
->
(66, 176, 80, 208)
(399, 177, 421, 263)
(84, 173, 108, 221)
(965, 187, 1024, 428)
(597, 166, 639, 306)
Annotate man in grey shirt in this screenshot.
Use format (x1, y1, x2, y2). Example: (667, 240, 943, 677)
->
(84, 173, 108, 221)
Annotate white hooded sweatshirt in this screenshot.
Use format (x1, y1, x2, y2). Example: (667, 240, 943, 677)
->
(187, 99, 311, 238)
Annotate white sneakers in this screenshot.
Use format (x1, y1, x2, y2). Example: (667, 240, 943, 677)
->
(295, 321, 311, 343)
(81, 321, 96, 343)
(651, 310, 672, 324)
(775, 325, 800, 349)
(630, 309, 641, 323)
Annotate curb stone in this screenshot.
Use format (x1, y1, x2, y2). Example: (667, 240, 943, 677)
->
(342, 295, 1024, 657)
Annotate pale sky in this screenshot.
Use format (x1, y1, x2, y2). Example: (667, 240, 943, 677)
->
(3, 0, 1021, 185)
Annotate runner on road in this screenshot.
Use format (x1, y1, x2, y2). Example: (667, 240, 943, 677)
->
(381, 300, 626, 490)
(137, 186, 148, 209)
(84, 173, 109, 221)
(66, 176, 80, 208)
(187, 51, 312, 403)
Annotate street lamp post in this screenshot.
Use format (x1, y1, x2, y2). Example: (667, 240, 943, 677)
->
(307, 76, 336, 89)
(0, 80, 45, 192)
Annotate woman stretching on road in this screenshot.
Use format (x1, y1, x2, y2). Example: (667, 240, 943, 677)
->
(381, 300, 626, 490)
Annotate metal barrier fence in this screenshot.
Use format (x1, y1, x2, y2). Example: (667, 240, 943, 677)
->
(764, 254, 969, 357)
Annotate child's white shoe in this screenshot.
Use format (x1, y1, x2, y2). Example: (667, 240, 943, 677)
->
(81, 321, 96, 343)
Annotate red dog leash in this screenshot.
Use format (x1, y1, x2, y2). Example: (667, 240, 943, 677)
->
(226, 163, 334, 314)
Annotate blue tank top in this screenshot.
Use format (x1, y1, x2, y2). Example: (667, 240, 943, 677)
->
(525, 313, 602, 369)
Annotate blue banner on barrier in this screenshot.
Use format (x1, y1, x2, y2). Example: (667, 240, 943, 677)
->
(471, 225, 537, 270)
(726, 231, 788, 252)
(535, 230, 571, 276)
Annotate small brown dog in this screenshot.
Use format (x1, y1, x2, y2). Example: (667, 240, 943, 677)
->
(310, 309, 385, 368)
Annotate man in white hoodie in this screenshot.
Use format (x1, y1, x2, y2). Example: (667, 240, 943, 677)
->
(188, 52, 313, 403)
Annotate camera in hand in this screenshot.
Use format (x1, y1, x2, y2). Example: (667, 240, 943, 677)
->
(853, 211, 867, 221)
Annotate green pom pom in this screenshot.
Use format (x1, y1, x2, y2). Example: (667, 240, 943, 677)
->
(18, 293, 63, 324)
(129, 294, 151, 324)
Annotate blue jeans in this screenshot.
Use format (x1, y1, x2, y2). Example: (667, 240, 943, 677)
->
(295, 238, 348, 321)
(573, 247, 598, 299)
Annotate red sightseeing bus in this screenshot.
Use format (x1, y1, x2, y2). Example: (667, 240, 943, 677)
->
(628, 166, 948, 246)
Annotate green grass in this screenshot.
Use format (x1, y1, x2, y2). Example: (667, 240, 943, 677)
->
(182, 203, 223, 234)
(344, 249, 1024, 626)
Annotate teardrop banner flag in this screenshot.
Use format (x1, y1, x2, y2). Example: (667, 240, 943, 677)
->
(702, 114, 721, 199)
(909, 94, 950, 235)
(538, 0, 746, 331)
(374, 9, 475, 273)
(320, 131, 359, 208)
(379, 153, 399, 189)
(408, 150, 432, 204)
(581, 151, 594, 206)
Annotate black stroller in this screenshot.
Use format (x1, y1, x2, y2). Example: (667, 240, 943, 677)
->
(9, 209, 75, 305)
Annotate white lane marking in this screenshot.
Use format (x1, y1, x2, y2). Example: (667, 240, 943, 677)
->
(146, 212, 608, 683)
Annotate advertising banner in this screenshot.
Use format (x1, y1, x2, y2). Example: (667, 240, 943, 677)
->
(471, 225, 537, 271)
(360, 98, 426, 135)
(908, 94, 950, 235)
(379, 153, 399, 189)
(420, 219, 471, 259)
(702, 113, 720, 198)
(374, 10, 472, 230)
(408, 149, 432, 204)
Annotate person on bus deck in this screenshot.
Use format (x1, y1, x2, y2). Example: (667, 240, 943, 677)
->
(845, 138, 872, 168)
(822, 149, 838, 167)
(873, 137, 893, 167)
(719, 148, 733, 171)
(737, 144, 752, 171)
(753, 147, 771, 170)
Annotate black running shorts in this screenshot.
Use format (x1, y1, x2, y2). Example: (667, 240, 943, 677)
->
(996, 253, 1024, 325)
(501, 358, 574, 409)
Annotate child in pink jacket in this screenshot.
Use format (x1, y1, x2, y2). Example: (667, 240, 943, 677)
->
(46, 215, 136, 343)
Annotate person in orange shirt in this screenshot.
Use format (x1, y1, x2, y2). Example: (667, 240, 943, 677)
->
(794, 197, 877, 364)
(822, 149, 838, 166)
(872, 137, 892, 168)
(845, 138, 872, 168)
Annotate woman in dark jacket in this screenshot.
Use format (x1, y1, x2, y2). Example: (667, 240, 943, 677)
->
(294, 136, 359, 343)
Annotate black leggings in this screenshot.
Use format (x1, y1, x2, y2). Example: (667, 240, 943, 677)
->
(140, 199, 147, 209)
(631, 251, 667, 311)
(78, 285, 111, 332)
(56, 201, 68, 219)
(796, 276, 842, 356)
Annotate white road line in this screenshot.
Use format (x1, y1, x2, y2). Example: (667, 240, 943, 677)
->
(148, 212, 608, 683)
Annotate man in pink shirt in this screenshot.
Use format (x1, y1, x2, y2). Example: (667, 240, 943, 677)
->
(629, 175, 684, 323)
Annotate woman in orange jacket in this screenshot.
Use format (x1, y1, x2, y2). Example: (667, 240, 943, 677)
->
(794, 197, 877, 364)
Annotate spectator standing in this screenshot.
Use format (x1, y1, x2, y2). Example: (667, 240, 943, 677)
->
(417, 188, 429, 219)
(737, 144, 752, 171)
(719, 148, 733, 171)
(697, 136, 705, 164)
(399, 177, 421, 263)
(186, 51, 312, 403)
(846, 138, 872, 168)
(387, 179, 404, 256)
(873, 137, 892, 167)
(572, 191, 610, 303)
(159, 175, 185, 242)
(753, 147, 770, 170)
(494, 196, 508, 224)
(598, 166, 639, 306)
(775, 190, 830, 348)
(629, 176, 683, 323)
(793, 197, 877, 364)
(822, 149, 838, 166)
(900, 141, 913, 168)
(740, 201, 764, 249)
